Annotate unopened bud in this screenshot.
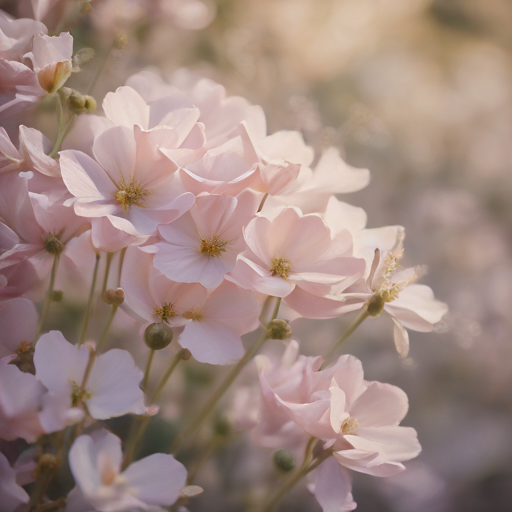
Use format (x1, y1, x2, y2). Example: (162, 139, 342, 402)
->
(179, 348, 192, 360)
(114, 34, 128, 49)
(267, 319, 292, 340)
(102, 288, 124, 305)
(273, 450, 295, 473)
(144, 323, 173, 350)
(59, 86, 72, 102)
(36, 453, 59, 477)
(51, 290, 63, 302)
(44, 234, 64, 255)
(367, 293, 385, 317)
(84, 95, 97, 112)
(68, 90, 86, 114)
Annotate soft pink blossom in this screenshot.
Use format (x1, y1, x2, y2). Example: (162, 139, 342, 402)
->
(0, 451, 30, 512)
(0, 359, 46, 442)
(67, 429, 187, 512)
(257, 351, 421, 477)
(34, 331, 146, 430)
(154, 191, 258, 289)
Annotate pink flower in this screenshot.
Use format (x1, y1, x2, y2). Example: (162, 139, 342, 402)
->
(154, 191, 258, 289)
(122, 249, 260, 364)
(0, 12, 46, 60)
(60, 125, 195, 250)
(229, 207, 365, 306)
(0, 297, 38, 358)
(67, 429, 187, 512)
(0, 173, 89, 277)
(25, 32, 73, 94)
(0, 452, 30, 512)
(257, 351, 421, 477)
(34, 331, 146, 430)
(0, 359, 46, 442)
(0, 125, 60, 177)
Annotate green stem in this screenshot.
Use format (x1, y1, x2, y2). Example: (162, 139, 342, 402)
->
(34, 254, 60, 343)
(320, 307, 369, 370)
(122, 349, 188, 470)
(96, 305, 118, 352)
(170, 297, 281, 454)
(142, 349, 155, 392)
(101, 252, 114, 296)
(117, 247, 127, 287)
(49, 96, 63, 159)
(78, 253, 100, 347)
(261, 451, 331, 512)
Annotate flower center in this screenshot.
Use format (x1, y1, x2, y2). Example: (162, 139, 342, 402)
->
(115, 177, 150, 211)
(199, 235, 229, 259)
(183, 309, 204, 321)
(341, 416, 359, 436)
(153, 302, 177, 323)
(44, 232, 65, 254)
(270, 257, 292, 279)
(70, 381, 92, 407)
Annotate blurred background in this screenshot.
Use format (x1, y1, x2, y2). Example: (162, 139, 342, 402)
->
(3, 0, 512, 510)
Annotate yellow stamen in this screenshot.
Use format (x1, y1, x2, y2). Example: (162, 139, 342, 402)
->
(270, 257, 292, 279)
(341, 416, 359, 436)
(199, 235, 229, 259)
(153, 302, 177, 323)
(70, 381, 92, 407)
(183, 309, 204, 321)
(115, 177, 150, 211)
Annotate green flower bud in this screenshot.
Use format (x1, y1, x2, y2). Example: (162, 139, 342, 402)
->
(144, 323, 174, 350)
(68, 90, 86, 114)
(273, 450, 295, 473)
(267, 319, 292, 340)
(367, 293, 385, 317)
(36, 453, 59, 477)
(84, 95, 97, 112)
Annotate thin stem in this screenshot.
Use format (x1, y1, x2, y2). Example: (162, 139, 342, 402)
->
(142, 350, 155, 392)
(261, 452, 331, 512)
(170, 297, 281, 454)
(122, 349, 188, 470)
(320, 307, 370, 370)
(96, 305, 118, 352)
(34, 254, 60, 343)
(257, 193, 269, 213)
(150, 349, 187, 404)
(49, 96, 63, 158)
(101, 252, 114, 296)
(117, 247, 127, 287)
(80, 344, 97, 392)
(78, 253, 100, 347)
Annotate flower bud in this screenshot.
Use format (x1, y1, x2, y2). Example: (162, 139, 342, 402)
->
(36, 453, 59, 477)
(68, 90, 87, 114)
(179, 348, 192, 361)
(367, 293, 385, 317)
(102, 288, 125, 305)
(51, 290, 63, 302)
(268, 319, 292, 340)
(273, 450, 295, 473)
(84, 95, 97, 112)
(144, 323, 173, 350)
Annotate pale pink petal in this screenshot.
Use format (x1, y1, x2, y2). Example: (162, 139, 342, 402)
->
(103, 86, 150, 129)
(0, 297, 38, 357)
(122, 453, 187, 506)
(18, 125, 59, 177)
(349, 381, 409, 428)
(0, 452, 29, 512)
(391, 317, 410, 358)
(309, 457, 356, 512)
(87, 349, 145, 419)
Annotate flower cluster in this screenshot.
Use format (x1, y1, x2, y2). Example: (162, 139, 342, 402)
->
(0, 3, 447, 512)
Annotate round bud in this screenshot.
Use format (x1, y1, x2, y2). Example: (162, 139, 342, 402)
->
(36, 453, 59, 477)
(68, 90, 86, 114)
(84, 95, 97, 112)
(367, 293, 385, 317)
(102, 289, 115, 305)
(273, 450, 295, 473)
(144, 323, 173, 350)
(113, 287, 125, 305)
(51, 290, 64, 302)
(268, 319, 292, 340)
(44, 234, 64, 255)
(179, 348, 192, 361)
